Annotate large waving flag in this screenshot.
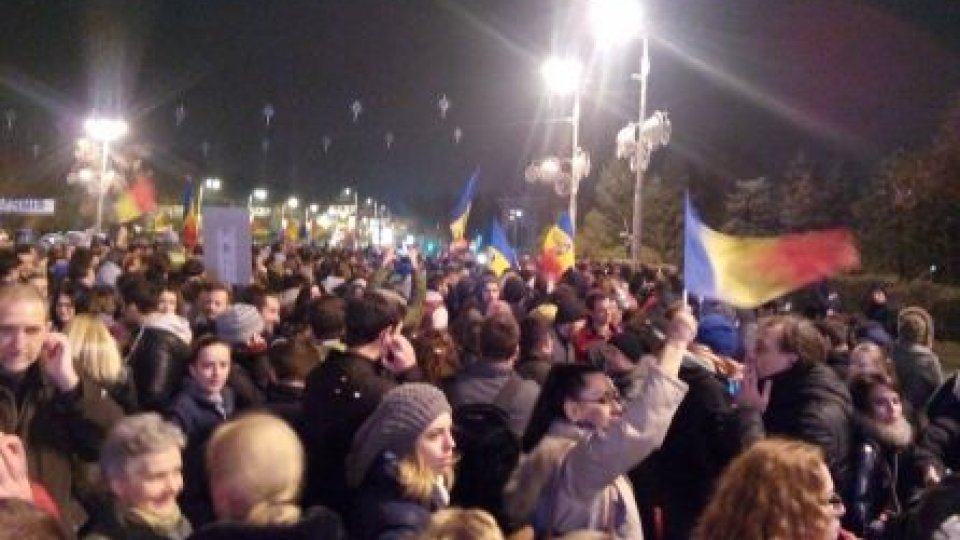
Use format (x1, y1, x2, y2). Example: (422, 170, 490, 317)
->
(182, 178, 199, 249)
(684, 194, 859, 308)
(449, 170, 478, 244)
(114, 174, 157, 223)
(541, 212, 575, 279)
(487, 219, 518, 276)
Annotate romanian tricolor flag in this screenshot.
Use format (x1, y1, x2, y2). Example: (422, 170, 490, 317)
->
(683, 194, 859, 308)
(114, 174, 157, 223)
(487, 219, 518, 277)
(182, 178, 199, 249)
(541, 213, 575, 279)
(449, 170, 478, 245)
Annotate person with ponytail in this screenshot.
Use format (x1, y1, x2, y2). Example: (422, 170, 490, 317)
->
(188, 413, 345, 539)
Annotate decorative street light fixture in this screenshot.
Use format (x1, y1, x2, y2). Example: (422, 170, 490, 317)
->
(588, 0, 670, 268)
(541, 56, 586, 230)
(83, 116, 128, 233)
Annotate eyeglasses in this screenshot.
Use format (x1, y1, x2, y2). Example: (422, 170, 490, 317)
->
(577, 390, 622, 406)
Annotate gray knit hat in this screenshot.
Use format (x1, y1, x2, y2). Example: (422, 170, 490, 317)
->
(345, 383, 452, 488)
(215, 303, 264, 345)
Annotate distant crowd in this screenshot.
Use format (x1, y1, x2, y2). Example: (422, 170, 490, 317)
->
(0, 236, 956, 540)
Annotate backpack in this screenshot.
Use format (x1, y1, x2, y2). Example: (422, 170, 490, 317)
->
(450, 375, 523, 528)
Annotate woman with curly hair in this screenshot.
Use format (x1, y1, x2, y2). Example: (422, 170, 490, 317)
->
(694, 438, 846, 540)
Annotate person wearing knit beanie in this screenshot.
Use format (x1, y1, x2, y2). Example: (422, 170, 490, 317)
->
(215, 303, 264, 346)
(346, 383, 454, 489)
(345, 383, 456, 540)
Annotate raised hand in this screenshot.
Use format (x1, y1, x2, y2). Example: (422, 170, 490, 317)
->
(39, 332, 79, 392)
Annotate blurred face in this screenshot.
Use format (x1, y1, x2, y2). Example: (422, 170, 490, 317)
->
(869, 385, 903, 425)
(260, 296, 280, 331)
(481, 282, 499, 304)
(849, 348, 885, 379)
(56, 294, 75, 326)
(817, 463, 844, 540)
(0, 299, 47, 374)
(416, 412, 456, 475)
(110, 447, 183, 516)
(871, 289, 887, 305)
(591, 298, 614, 327)
(157, 291, 178, 316)
(203, 290, 229, 320)
(189, 343, 231, 396)
(751, 324, 797, 380)
(27, 276, 48, 300)
(667, 309, 698, 343)
(566, 372, 623, 431)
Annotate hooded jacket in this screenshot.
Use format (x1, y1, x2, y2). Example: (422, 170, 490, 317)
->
(504, 360, 687, 539)
(892, 307, 942, 414)
(127, 313, 193, 412)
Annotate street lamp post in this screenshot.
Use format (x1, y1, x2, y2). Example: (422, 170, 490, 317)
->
(542, 57, 584, 230)
(631, 38, 650, 268)
(83, 117, 129, 233)
(248, 188, 268, 210)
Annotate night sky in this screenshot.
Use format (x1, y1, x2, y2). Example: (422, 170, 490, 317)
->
(1, 0, 958, 227)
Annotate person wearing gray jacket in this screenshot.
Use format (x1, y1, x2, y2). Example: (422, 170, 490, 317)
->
(503, 331, 689, 539)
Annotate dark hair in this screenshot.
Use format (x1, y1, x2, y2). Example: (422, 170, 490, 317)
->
(204, 280, 233, 302)
(0, 498, 69, 539)
(849, 372, 903, 415)
(191, 335, 232, 365)
(480, 312, 520, 360)
(87, 285, 120, 317)
(119, 277, 161, 315)
(344, 292, 401, 347)
(521, 363, 604, 452)
(308, 295, 346, 341)
(67, 247, 95, 281)
(269, 336, 321, 382)
(519, 315, 552, 364)
(585, 290, 612, 311)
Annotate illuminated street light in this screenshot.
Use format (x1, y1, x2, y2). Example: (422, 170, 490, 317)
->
(541, 57, 583, 96)
(589, 0, 643, 48)
(588, 0, 661, 268)
(309, 203, 319, 214)
(541, 56, 586, 230)
(84, 116, 128, 233)
(287, 196, 299, 209)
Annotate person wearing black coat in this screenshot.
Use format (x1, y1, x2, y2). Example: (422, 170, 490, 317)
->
(845, 373, 921, 539)
(301, 292, 421, 515)
(122, 279, 193, 412)
(0, 284, 125, 530)
(915, 374, 960, 485)
(735, 315, 854, 490)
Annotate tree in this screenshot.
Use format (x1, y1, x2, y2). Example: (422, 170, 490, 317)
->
(779, 151, 822, 231)
(576, 158, 631, 260)
(722, 176, 780, 234)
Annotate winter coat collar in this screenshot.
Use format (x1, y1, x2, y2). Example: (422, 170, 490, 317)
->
(143, 313, 193, 345)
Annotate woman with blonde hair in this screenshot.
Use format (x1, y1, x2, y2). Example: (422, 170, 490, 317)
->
(416, 508, 504, 540)
(66, 313, 137, 411)
(346, 383, 457, 539)
(694, 438, 846, 540)
(189, 413, 345, 539)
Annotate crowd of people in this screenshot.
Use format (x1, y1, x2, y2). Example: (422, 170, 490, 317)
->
(0, 236, 955, 539)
